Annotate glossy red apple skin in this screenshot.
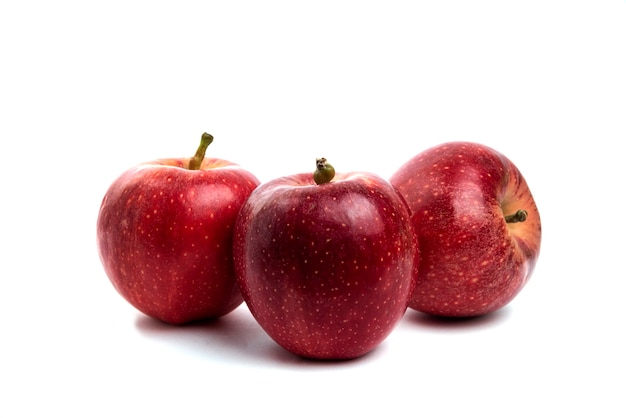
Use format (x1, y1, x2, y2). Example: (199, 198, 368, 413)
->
(390, 142, 541, 317)
(97, 157, 260, 325)
(233, 171, 419, 360)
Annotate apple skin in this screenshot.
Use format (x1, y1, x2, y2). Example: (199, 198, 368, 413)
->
(389, 142, 541, 317)
(97, 157, 260, 325)
(233, 171, 419, 360)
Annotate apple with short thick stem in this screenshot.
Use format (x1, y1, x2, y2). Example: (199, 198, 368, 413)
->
(233, 158, 419, 360)
(97, 133, 260, 324)
(390, 141, 541, 317)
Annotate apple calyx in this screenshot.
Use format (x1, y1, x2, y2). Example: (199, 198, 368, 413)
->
(504, 209, 528, 223)
(313, 157, 336, 185)
(188, 132, 214, 170)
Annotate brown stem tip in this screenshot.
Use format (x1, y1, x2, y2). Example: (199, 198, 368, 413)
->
(189, 132, 214, 170)
(505, 209, 528, 223)
(313, 158, 336, 185)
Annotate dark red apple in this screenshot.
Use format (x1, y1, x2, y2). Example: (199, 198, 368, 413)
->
(390, 142, 541, 317)
(233, 158, 419, 360)
(97, 133, 260, 325)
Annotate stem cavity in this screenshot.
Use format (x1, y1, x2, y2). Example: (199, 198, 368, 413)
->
(505, 209, 528, 223)
(189, 132, 214, 170)
(313, 158, 336, 185)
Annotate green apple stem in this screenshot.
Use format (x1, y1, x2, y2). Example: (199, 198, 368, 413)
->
(505, 209, 528, 223)
(188, 132, 214, 170)
(313, 158, 336, 185)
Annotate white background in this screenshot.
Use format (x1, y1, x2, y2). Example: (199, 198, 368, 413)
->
(2, 1, 625, 417)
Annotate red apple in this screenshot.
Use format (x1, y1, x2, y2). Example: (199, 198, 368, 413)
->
(97, 133, 260, 324)
(233, 158, 419, 360)
(390, 142, 541, 317)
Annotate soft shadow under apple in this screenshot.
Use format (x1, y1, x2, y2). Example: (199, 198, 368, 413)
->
(134, 306, 381, 367)
(405, 306, 511, 331)
(135, 306, 279, 365)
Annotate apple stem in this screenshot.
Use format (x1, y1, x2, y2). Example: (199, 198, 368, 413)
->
(313, 158, 336, 185)
(505, 209, 528, 223)
(188, 132, 214, 170)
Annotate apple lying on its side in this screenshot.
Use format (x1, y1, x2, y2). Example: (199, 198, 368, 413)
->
(233, 158, 419, 360)
(97, 133, 260, 324)
(390, 142, 541, 317)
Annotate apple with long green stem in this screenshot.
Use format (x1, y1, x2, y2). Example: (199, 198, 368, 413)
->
(97, 133, 260, 325)
(233, 158, 419, 359)
(390, 141, 541, 318)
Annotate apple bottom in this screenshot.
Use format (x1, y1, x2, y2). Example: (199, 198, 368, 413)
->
(245, 270, 413, 360)
(408, 233, 533, 317)
(98, 192, 245, 324)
